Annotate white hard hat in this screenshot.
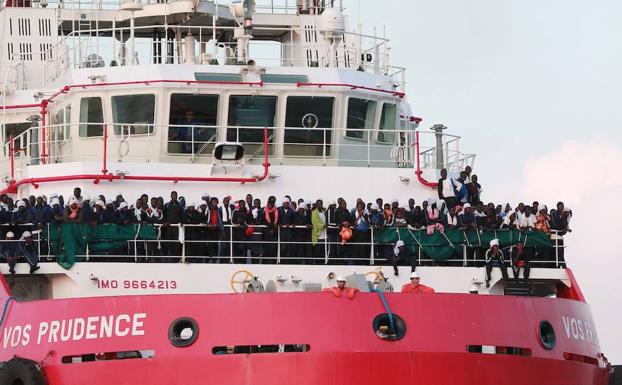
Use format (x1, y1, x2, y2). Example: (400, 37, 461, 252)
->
(6, 232, 15, 238)
(395, 240, 405, 248)
(410, 271, 420, 279)
(489, 239, 499, 248)
(336, 275, 346, 282)
(469, 285, 479, 294)
(21, 231, 32, 238)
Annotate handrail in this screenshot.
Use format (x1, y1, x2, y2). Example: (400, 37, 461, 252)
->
(0, 127, 271, 194)
(415, 130, 438, 189)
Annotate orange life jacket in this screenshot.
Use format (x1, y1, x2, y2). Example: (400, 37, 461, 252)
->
(400, 283, 435, 294)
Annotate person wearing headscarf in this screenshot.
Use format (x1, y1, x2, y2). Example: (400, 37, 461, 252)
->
(500, 210, 518, 230)
(19, 231, 40, 274)
(535, 205, 551, 233)
(425, 198, 444, 235)
(11, 200, 31, 225)
(63, 197, 83, 223)
(1, 232, 18, 274)
(484, 239, 509, 288)
(391, 240, 416, 276)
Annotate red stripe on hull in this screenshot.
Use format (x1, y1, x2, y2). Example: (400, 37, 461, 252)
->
(42, 352, 608, 385)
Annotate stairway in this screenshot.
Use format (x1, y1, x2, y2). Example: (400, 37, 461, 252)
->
(503, 280, 533, 296)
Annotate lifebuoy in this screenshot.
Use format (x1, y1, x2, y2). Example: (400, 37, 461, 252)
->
(0, 357, 47, 385)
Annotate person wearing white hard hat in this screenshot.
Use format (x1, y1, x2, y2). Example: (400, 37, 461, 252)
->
(484, 238, 509, 288)
(401, 271, 435, 294)
(1, 231, 19, 274)
(323, 275, 359, 299)
(19, 231, 40, 274)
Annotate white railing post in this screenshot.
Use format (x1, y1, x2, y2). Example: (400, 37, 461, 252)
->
(276, 225, 281, 264)
(369, 226, 374, 265)
(229, 225, 234, 263)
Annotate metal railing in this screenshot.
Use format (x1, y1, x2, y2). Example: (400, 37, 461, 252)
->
(1, 123, 474, 182)
(0, 223, 567, 268)
(36, 23, 394, 85)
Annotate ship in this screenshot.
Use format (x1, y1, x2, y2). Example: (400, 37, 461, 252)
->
(0, 0, 616, 384)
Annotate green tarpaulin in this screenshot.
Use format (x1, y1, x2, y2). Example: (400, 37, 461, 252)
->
(43, 223, 158, 269)
(41, 224, 552, 269)
(375, 227, 553, 262)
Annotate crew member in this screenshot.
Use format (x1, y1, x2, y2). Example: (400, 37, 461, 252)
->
(400, 272, 435, 293)
(323, 276, 359, 299)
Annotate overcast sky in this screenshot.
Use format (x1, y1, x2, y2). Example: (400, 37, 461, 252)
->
(344, 0, 622, 362)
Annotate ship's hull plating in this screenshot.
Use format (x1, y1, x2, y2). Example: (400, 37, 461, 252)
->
(0, 288, 609, 385)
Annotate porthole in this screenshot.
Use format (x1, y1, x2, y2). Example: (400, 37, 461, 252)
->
(538, 320, 556, 350)
(372, 313, 407, 341)
(169, 317, 199, 348)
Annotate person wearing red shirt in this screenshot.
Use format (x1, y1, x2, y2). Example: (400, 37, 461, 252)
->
(401, 272, 435, 294)
(323, 276, 359, 299)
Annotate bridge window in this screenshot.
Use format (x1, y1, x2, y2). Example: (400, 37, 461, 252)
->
(260, 74, 309, 84)
(112, 94, 155, 136)
(168, 93, 219, 154)
(79, 97, 104, 137)
(377, 103, 397, 144)
(346, 98, 376, 140)
(227, 95, 276, 155)
(284, 96, 333, 156)
(195, 73, 243, 82)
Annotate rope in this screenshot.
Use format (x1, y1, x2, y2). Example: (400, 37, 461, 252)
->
(375, 289, 395, 334)
(0, 295, 17, 327)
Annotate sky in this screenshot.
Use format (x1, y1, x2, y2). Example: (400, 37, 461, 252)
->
(345, 0, 622, 363)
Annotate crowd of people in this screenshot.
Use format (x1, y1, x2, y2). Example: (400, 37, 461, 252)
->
(0, 166, 573, 277)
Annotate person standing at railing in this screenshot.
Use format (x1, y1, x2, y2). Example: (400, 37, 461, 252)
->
(1, 232, 19, 274)
(518, 206, 536, 232)
(18, 231, 40, 274)
(163, 191, 183, 258)
(484, 239, 509, 288)
(232, 200, 253, 258)
(182, 202, 205, 260)
(219, 196, 234, 258)
(0, 194, 12, 225)
(292, 203, 311, 263)
(205, 198, 222, 263)
(550, 202, 572, 267)
(262, 196, 279, 262)
(352, 203, 370, 265)
(334, 200, 351, 262)
(326, 200, 339, 260)
(437, 168, 460, 209)
(279, 198, 296, 261)
(62, 197, 83, 224)
(31, 196, 52, 229)
(466, 175, 482, 206)
(311, 199, 328, 264)
(407, 205, 427, 231)
(11, 200, 32, 225)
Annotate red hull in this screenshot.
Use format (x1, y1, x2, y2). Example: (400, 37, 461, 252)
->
(0, 281, 609, 385)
